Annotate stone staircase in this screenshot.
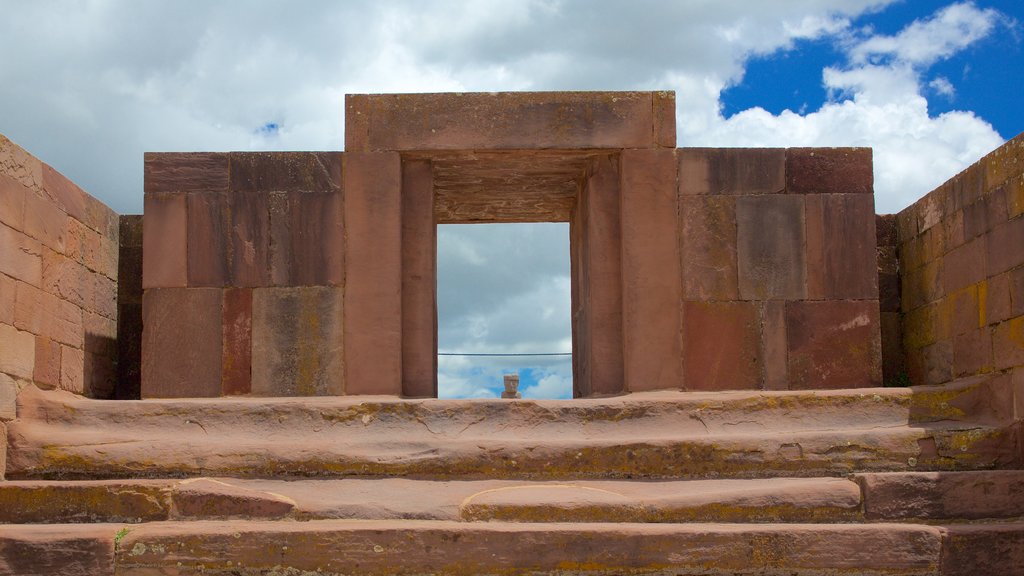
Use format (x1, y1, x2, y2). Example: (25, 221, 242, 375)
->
(2, 376, 1023, 575)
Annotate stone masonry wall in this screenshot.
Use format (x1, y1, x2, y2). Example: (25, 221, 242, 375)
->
(141, 152, 344, 398)
(678, 148, 882, 390)
(897, 133, 1024, 392)
(0, 134, 120, 420)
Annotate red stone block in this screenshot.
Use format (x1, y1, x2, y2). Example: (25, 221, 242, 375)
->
(679, 195, 738, 300)
(947, 286, 980, 337)
(0, 322, 35, 380)
(1012, 266, 1024, 318)
(992, 318, 1024, 371)
(940, 524, 1024, 576)
(682, 301, 762, 391)
(0, 373, 15, 421)
(941, 238, 986, 294)
(952, 327, 993, 378)
(141, 288, 223, 398)
(229, 152, 341, 193)
(267, 192, 291, 286)
(786, 301, 882, 389)
(677, 148, 785, 195)
(94, 234, 119, 281)
(22, 190, 67, 253)
(144, 152, 228, 193)
(83, 349, 115, 399)
(1007, 174, 1024, 219)
(876, 213, 897, 246)
(346, 91, 671, 151)
(59, 344, 84, 394)
(90, 272, 117, 321)
(41, 163, 86, 222)
(0, 134, 43, 192)
(0, 173, 27, 231)
(737, 195, 806, 300)
(251, 287, 343, 396)
(914, 190, 944, 233)
(916, 340, 953, 386)
(401, 159, 437, 398)
(879, 311, 907, 385)
(985, 272, 1013, 326)
(186, 191, 228, 286)
(985, 215, 1024, 277)
(286, 191, 344, 286)
(762, 301, 789, 390)
(0, 273, 15, 325)
(64, 217, 87, 265)
(14, 281, 83, 348)
(0, 222, 42, 287)
(963, 186, 1008, 239)
(227, 190, 271, 287)
(33, 336, 61, 390)
(41, 249, 87, 308)
(142, 192, 187, 288)
(83, 311, 117, 359)
(343, 152, 402, 395)
(786, 148, 872, 195)
(805, 194, 877, 300)
(895, 207, 917, 245)
(222, 287, 252, 396)
(620, 149, 682, 392)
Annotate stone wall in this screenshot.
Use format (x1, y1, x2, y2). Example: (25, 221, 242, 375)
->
(897, 133, 1024, 390)
(0, 133, 120, 416)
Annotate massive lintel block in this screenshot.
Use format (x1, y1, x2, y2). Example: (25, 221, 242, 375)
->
(345, 91, 676, 151)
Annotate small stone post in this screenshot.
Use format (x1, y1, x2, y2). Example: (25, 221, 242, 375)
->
(501, 374, 521, 399)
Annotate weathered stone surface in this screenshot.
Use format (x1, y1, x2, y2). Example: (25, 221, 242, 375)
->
(678, 148, 785, 195)
(227, 189, 271, 287)
(0, 222, 42, 287)
(346, 91, 674, 151)
(941, 237, 985, 294)
(144, 152, 228, 193)
(737, 195, 806, 300)
(186, 191, 228, 286)
(22, 187, 66, 252)
(41, 162, 86, 221)
(14, 280, 83, 348)
(984, 272, 1013, 325)
(170, 478, 295, 519)
(0, 173, 26, 231)
(682, 301, 761, 391)
(343, 152, 402, 395)
(141, 192, 186, 288)
(59, 344, 84, 394)
(41, 249, 87, 308)
(0, 373, 16, 420)
(762, 300, 789, 390)
(0, 480, 171, 523)
(252, 287, 343, 396)
(940, 523, 1024, 576)
(985, 213, 1024, 277)
(992, 317, 1024, 371)
(401, 159, 436, 398)
(0, 420, 5, 478)
(963, 186, 1008, 239)
(141, 288, 222, 398)
(229, 151, 341, 193)
(0, 134, 42, 192)
(0, 273, 14, 326)
(679, 195, 738, 300)
(786, 147, 873, 195)
(286, 190, 344, 286)
(805, 193, 878, 299)
(0, 323, 34, 380)
(33, 336, 60, 390)
(1012, 265, 1024, 318)
(0, 524, 114, 576)
(786, 300, 881, 389)
(620, 149, 681, 392)
(221, 287, 252, 396)
(952, 327, 993, 378)
(858, 471, 1024, 521)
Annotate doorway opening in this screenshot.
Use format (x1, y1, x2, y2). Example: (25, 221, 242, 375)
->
(436, 222, 572, 399)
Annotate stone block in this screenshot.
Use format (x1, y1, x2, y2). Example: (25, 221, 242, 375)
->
(120, 214, 143, 247)
(222, 287, 252, 395)
(14, 281, 83, 348)
(910, 340, 953, 387)
(343, 152, 402, 395)
(942, 208, 965, 251)
(786, 301, 881, 389)
(252, 287, 343, 396)
(117, 245, 143, 305)
(992, 317, 1024, 371)
(895, 206, 917, 245)
(679, 195, 738, 300)
(227, 190, 271, 287)
(0, 222, 42, 287)
(677, 148, 785, 195)
(23, 188, 67, 252)
(115, 301, 142, 400)
(620, 149, 682, 392)
(33, 336, 61, 389)
(940, 524, 1024, 576)
(761, 300, 788, 390)
(64, 216, 88, 264)
(268, 192, 291, 286)
(59, 344, 84, 394)
(879, 311, 907, 385)
(186, 191, 228, 286)
(860, 471, 1024, 520)
(84, 349, 115, 399)
(0, 133, 43, 192)
(401, 159, 437, 398)
(682, 301, 762, 391)
(229, 152, 341, 193)
(947, 285, 980, 337)
(142, 192, 187, 288)
(144, 152, 228, 193)
(963, 187, 1008, 239)
(900, 259, 942, 312)
(0, 172, 26, 231)
(1007, 174, 1024, 219)
(805, 193, 877, 300)
(942, 237, 986, 294)
(283, 190, 344, 286)
(84, 312, 117, 359)
(0, 372, 18, 420)
(985, 272, 1013, 326)
(41, 248, 87, 308)
(346, 91, 673, 151)
(985, 215, 1024, 277)
(914, 190, 945, 233)
(0, 524, 115, 576)
(41, 162, 86, 221)
(141, 288, 223, 398)
(90, 271, 117, 320)
(953, 327, 993, 378)
(0, 323, 33, 381)
(737, 195, 806, 300)
(786, 148, 872, 195)
(0, 272, 15, 325)
(876, 213, 897, 246)
(1012, 266, 1024, 318)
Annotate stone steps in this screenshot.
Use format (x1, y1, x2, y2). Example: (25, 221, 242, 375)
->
(1, 519, 1022, 575)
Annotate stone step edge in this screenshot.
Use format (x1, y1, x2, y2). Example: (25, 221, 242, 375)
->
(2, 520, 1022, 576)
(1, 471, 1022, 525)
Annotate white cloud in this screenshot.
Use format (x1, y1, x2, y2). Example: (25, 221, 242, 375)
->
(929, 76, 956, 98)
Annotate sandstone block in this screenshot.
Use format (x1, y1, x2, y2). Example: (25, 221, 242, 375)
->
(90, 271, 117, 320)
(41, 162, 86, 221)
(992, 317, 1024, 371)
(737, 195, 806, 300)
(963, 186, 1008, 239)
(0, 272, 15, 325)
(186, 191, 228, 286)
(0, 524, 115, 576)
(762, 300, 789, 390)
(0, 173, 26, 231)
(679, 195, 738, 300)
(786, 300, 881, 389)
(678, 148, 785, 195)
(227, 189, 271, 286)
(880, 311, 906, 385)
(786, 147, 873, 195)
(84, 349, 115, 399)
(0, 372, 16, 420)
(141, 287, 223, 398)
(41, 248, 87, 308)
(0, 222, 42, 287)
(170, 478, 295, 519)
(911, 340, 953, 387)
(33, 336, 60, 389)
(346, 91, 674, 151)
(14, 281, 83, 348)
(1007, 174, 1024, 219)
(63, 216, 88, 264)
(876, 213, 897, 246)
(1012, 265, 1024, 317)
(942, 207, 966, 250)
(895, 206, 917, 245)
(0, 133, 43, 191)
(252, 287, 344, 396)
(222, 287, 252, 395)
(859, 471, 1024, 521)
(0, 481, 171, 523)
(941, 237, 986, 294)
(229, 151, 341, 193)
(268, 190, 344, 286)
(117, 245, 142, 305)
(59, 344, 84, 394)
(947, 285, 980, 337)
(940, 523, 1024, 576)
(115, 301, 142, 399)
(984, 272, 1013, 326)
(0, 322, 34, 380)
(952, 327, 993, 378)
(682, 301, 761, 390)
(23, 188, 67, 252)
(142, 192, 187, 288)
(806, 193, 878, 300)
(900, 260, 942, 312)
(402, 159, 438, 398)
(985, 214, 1024, 277)
(144, 152, 228, 193)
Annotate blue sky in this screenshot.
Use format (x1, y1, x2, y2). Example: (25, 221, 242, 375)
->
(0, 1, 1021, 399)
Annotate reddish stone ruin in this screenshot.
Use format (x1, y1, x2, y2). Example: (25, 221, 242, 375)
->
(0, 91, 1023, 574)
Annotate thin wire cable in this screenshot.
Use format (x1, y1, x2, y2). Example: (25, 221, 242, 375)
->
(437, 352, 572, 357)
